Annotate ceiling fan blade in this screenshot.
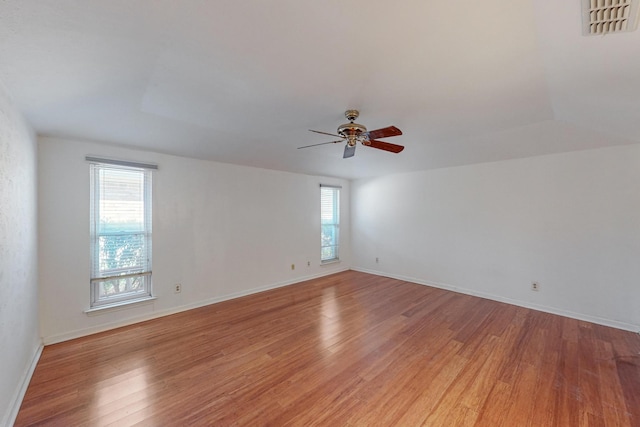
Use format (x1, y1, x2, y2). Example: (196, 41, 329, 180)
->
(366, 139, 405, 153)
(343, 144, 356, 158)
(309, 129, 344, 139)
(297, 140, 344, 149)
(367, 126, 402, 140)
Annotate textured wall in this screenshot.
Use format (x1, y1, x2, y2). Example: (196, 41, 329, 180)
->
(352, 144, 640, 331)
(38, 137, 350, 343)
(0, 82, 39, 425)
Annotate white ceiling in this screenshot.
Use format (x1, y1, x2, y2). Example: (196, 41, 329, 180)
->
(1, 0, 639, 179)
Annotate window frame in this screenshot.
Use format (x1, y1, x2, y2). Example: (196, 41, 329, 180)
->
(320, 184, 341, 263)
(88, 159, 155, 308)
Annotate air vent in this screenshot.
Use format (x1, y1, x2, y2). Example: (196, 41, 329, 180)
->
(582, 0, 639, 35)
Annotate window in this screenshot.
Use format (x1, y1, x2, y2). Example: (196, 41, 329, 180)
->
(321, 185, 340, 263)
(89, 158, 154, 308)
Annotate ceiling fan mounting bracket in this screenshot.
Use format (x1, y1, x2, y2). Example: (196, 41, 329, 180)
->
(345, 109, 360, 122)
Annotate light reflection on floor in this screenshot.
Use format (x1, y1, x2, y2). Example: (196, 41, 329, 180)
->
(91, 365, 151, 424)
(320, 286, 341, 352)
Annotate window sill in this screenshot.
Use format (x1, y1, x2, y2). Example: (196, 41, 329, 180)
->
(320, 259, 341, 266)
(84, 296, 157, 316)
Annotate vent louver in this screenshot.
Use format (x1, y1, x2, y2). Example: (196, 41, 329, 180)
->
(583, 0, 639, 35)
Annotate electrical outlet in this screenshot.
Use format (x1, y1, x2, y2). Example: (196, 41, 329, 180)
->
(375, 257, 379, 263)
(175, 283, 182, 293)
(291, 264, 295, 270)
(531, 282, 540, 292)
(307, 261, 310, 267)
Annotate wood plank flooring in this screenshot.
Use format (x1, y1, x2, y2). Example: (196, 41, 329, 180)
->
(15, 271, 640, 426)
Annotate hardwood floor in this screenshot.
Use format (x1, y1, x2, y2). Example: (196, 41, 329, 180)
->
(16, 271, 640, 426)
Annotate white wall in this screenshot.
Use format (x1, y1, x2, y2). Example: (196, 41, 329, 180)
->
(0, 83, 40, 426)
(38, 137, 350, 343)
(352, 144, 640, 331)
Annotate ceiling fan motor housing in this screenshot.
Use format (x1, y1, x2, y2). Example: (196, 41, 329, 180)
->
(338, 122, 367, 135)
(338, 110, 367, 146)
(338, 122, 367, 146)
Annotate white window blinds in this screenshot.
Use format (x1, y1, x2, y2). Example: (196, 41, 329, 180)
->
(320, 185, 340, 262)
(89, 161, 153, 307)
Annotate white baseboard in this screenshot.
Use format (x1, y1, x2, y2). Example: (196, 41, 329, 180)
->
(3, 342, 43, 427)
(352, 267, 640, 332)
(43, 268, 350, 345)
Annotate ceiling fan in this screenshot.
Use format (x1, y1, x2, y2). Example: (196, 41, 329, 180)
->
(298, 110, 404, 158)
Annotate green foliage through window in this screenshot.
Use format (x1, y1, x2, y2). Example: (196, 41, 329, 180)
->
(321, 186, 339, 262)
(90, 163, 152, 307)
